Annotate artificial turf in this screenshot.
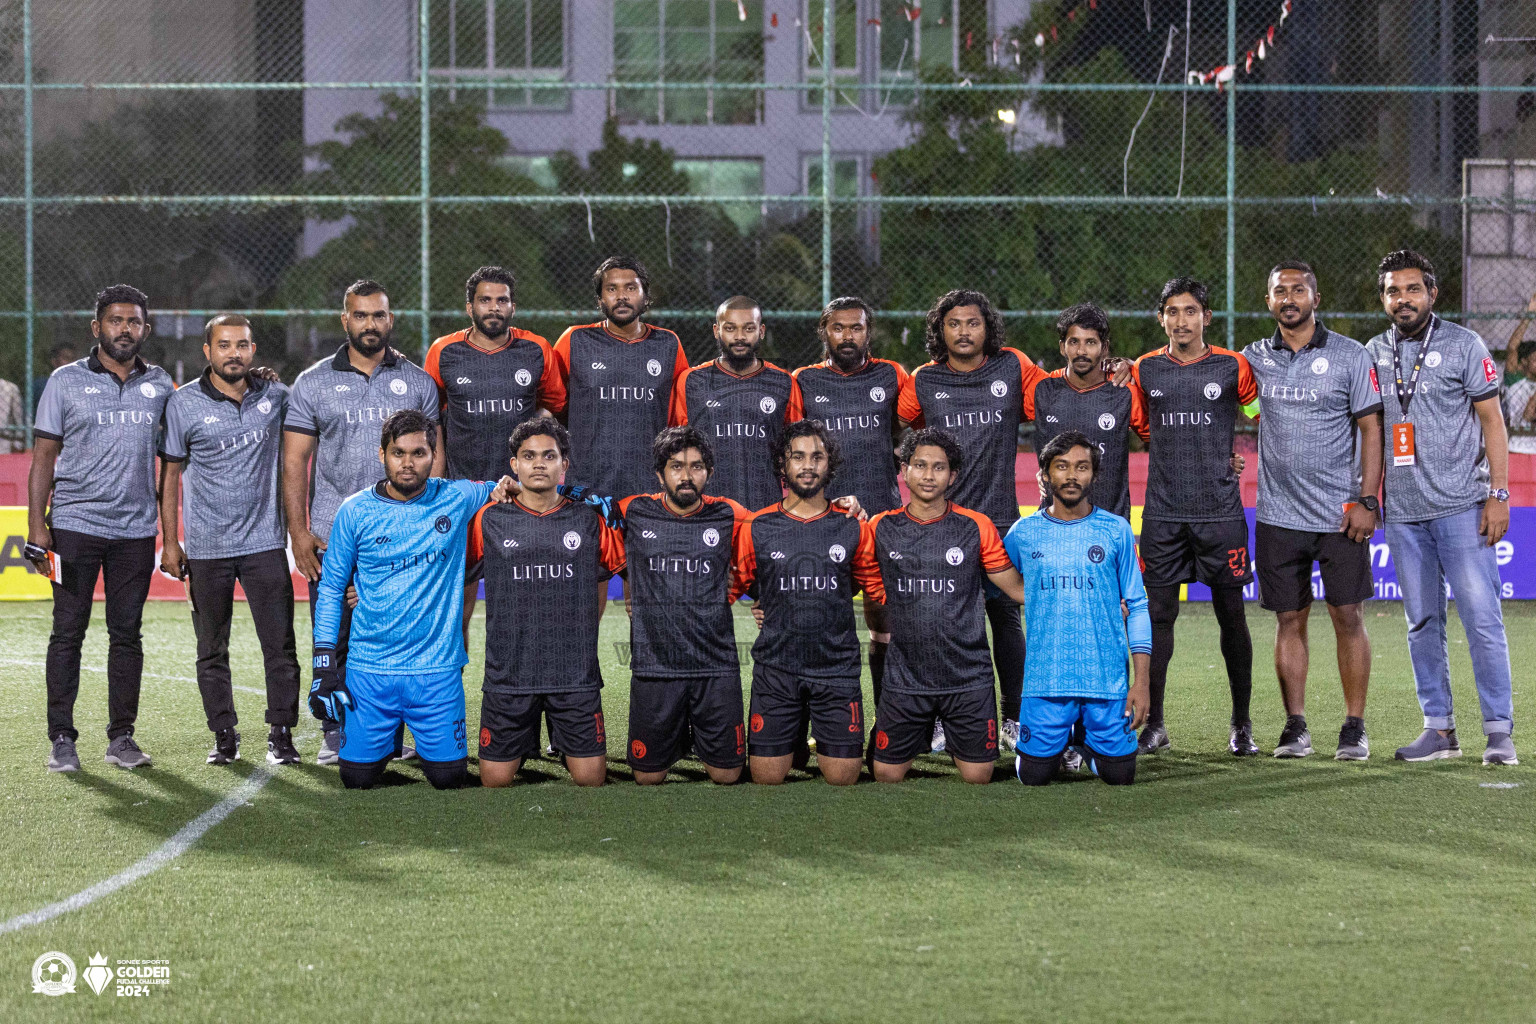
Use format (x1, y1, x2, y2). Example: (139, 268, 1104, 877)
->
(0, 599, 1531, 1023)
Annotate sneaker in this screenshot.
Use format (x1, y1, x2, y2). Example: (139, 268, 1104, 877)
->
(1229, 720, 1260, 757)
(1483, 733, 1519, 766)
(316, 727, 341, 766)
(930, 720, 946, 754)
(104, 734, 152, 770)
(1136, 723, 1169, 755)
(1060, 746, 1085, 773)
(1335, 718, 1370, 761)
(266, 726, 300, 765)
(1394, 728, 1462, 762)
(1273, 715, 1313, 758)
(544, 742, 562, 759)
(47, 735, 80, 773)
(393, 745, 418, 763)
(1000, 718, 1021, 754)
(207, 727, 241, 765)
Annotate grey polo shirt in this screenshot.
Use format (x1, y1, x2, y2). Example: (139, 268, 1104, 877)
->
(34, 348, 172, 540)
(283, 345, 438, 542)
(1243, 323, 1384, 532)
(1364, 316, 1502, 523)
(161, 370, 289, 560)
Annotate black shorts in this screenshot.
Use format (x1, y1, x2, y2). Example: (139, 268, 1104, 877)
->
(1255, 521, 1372, 612)
(628, 673, 746, 772)
(748, 664, 864, 759)
(478, 689, 607, 762)
(871, 687, 999, 764)
(1139, 518, 1253, 589)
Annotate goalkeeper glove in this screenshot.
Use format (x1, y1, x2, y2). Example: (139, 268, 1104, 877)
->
(307, 646, 351, 723)
(558, 483, 624, 530)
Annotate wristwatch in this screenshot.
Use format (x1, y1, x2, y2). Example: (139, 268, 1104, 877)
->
(1489, 489, 1510, 503)
(1355, 495, 1379, 513)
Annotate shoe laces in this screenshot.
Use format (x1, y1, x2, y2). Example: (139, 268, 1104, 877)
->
(1339, 720, 1365, 747)
(118, 735, 142, 754)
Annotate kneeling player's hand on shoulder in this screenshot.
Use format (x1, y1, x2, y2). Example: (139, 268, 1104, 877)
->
(307, 646, 350, 722)
(1104, 357, 1135, 387)
(491, 474, 522, 503)
(247, 366, 281, 383)
(832, 495, 865, 520)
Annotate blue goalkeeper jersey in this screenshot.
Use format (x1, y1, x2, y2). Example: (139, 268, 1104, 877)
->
(1003, 506, 1152, 700)
(314, 477, 494, 674)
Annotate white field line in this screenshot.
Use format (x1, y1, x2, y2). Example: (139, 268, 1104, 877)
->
(0, 658, 265, 695)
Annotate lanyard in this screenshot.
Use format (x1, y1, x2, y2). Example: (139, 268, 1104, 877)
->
(1391, 318, 1436, 417)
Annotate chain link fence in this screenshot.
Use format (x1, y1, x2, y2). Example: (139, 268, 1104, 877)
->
(1, 0, 1534, 443)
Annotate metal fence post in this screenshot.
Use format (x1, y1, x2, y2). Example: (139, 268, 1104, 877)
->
(22, 0, 33, 443)
(419, 0, 432, 359)
(1225, 0, 1236, 348)
(820, 0, 833, 307)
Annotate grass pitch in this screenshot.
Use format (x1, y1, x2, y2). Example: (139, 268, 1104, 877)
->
(0, 599, 1532, 1023)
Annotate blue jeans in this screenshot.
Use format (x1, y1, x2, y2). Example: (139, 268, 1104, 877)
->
(1386, 507, 1513, 735)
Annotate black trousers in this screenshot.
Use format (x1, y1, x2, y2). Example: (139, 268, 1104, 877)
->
(45, 529, 155, 742)
(188, 548, 301, 731)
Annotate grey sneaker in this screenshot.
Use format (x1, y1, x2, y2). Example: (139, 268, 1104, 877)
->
(1273, 715, 1313, 758)
(316, 727, 341, 766)
(1394, 728, 1461, 762)
(393, 744, 418, 763)
(104, 734, 152, 770)
(999, 718, 1021, 754)
(207, 728, 240, 765)
(1335, 718, 1370, 761)
(1060, 746, 1085, 773)
(47, 735, 80, 773)
(266, 726, 300, 765)
(1483, 733, 1519, 766)
(930, 720, 946, 754)
(1136, 723, 1169, 755)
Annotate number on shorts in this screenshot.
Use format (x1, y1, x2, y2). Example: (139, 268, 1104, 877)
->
(1227, 546, 1248, 576)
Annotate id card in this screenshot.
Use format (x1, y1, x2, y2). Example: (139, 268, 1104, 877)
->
(1392, 421, 1416, 467)
(39, 550, 62, 584)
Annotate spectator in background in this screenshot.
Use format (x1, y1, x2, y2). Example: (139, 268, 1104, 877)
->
(0, 376, 23, 453)
(33, 342, 79, 416)
(1501, 293, 1536, 456)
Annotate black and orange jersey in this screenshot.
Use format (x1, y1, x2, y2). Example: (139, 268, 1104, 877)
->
(866, 502, 1012, 694)
(424, 327, 564, 481)
(669, 359, 797, 512)
(732, 502, 879, 681)
(787, 357, 908, 516)
(897, 347, 1049, 533)
(553, 321, 689, 499)
(1131, 345, 1258, 523)
(470, 496, 626, 694)
(618, 492, 751, 678)
(1022, 371, 1148, 521)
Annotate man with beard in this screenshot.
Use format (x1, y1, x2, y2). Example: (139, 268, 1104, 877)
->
(308, 411, 504, 791)
(1366, 250, 1516, 766)
(425, 265, 565, 641)
(158, 315, 302, 767)
(669, 296, 796, 512)
(787, 297, 908, 703)
(1243, 261, 1383, 761)
(30, 284, 174, 772)
(620, 426, 751, 784)
(733, 420, 881, 786)
(283, 280, 441, 765)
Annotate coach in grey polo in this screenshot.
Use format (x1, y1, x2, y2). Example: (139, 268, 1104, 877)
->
(161, 329, 301, 764)
(29, 284, 172, 772)
(1366, 249, 1515, 766)
(1243, 261, 1384, 761)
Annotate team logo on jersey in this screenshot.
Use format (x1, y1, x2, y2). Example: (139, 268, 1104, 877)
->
(1098, 412, 1116, 430)
(1261, 355, 1276, 367)
(869, 386, 886, 403)
(641, 529, 657, 539)
(334, 384, 351, 392)
(702, 528, 720, 547)
(502, 538, 519, 548)
(1045, 415, 1058, 424)
(990, 380, 1008, 398)
(888, 551, 903, 560)
(1203, 382, 1222, 400)
(814, 395, 830, 404)
(515, 368, 532, 387)
(1311, 357, 1329, 375)
(630, 739, 647, 759)
(591, 361, 607, 370)
(828, 544, 847, 563)
(935, 391, 951, 399)
(1088, 545, 1106, 564)
(456, 377, 472, 385)
(760, 396, 777, 414)
(257, 398, 272, 414)
(389, 379, 408, 396)
(83, 386, 101, 394)
(1149, 388, 1164, 397)
(1424, 351, 1442, 369)
(139, 382, 157, 398)
(434, 515, 452, 534)
(563, 530, 582, 550)
(203, 415, 220, 424)
(646, 359, 663, 377)
(770, 550, 785, 560)
(945, 546, 965, 566)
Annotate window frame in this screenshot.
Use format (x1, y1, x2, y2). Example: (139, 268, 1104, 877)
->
(611, 0, 766, 126)
(431, 0, 570, 111)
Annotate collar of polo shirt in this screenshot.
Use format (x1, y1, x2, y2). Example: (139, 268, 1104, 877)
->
(197, 365, 268, 405)
(86, 344, 149, 379)
(1270, 320, 1329, 355)
(330, 343, 400, 374)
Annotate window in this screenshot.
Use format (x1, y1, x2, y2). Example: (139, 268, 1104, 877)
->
(804, 156, 860, 198)
(498, 155, 559, 190)
(430, 0, 567, 110)
(804, 0, 989, 108)
(675, 158, 764, 233)
(613, 1, 765, 125)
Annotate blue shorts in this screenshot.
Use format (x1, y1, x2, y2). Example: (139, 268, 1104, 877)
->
(339, 667, 467, 764)
(1017, 695, 1136, 760)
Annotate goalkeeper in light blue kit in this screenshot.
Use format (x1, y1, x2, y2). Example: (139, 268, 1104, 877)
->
(308, 409, 504, 790)
(1004, 430, 1152, 786)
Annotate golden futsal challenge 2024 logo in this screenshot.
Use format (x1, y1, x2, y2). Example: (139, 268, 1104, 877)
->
(31, 950, 170, 997)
